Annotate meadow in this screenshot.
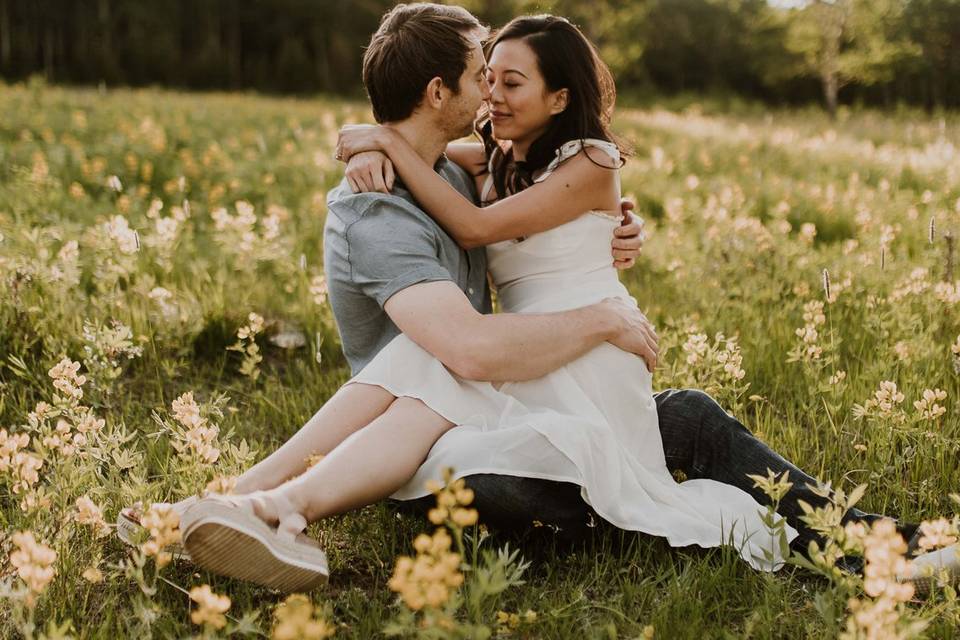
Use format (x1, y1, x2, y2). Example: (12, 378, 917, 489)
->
(1, 80, 959, 639)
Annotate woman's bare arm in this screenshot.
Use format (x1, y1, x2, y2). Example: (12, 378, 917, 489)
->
(444, 142, 488, 177)
(343, 142, 487, 194)
(340, 126, 619, 249)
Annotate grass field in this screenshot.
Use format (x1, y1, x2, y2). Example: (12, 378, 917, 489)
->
(1, 81, 959, 639)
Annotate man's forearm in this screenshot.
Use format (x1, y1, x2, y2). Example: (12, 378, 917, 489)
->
(454, 306, 616, 382)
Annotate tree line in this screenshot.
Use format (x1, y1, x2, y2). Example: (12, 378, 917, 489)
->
(1, 0, 958, 112)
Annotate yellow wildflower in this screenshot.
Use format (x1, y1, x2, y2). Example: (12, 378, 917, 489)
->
(82, 566, 104, 583)
(140, 504, 182, 568)
(205, 475, 238, 495)
(272, 594, 336, 639)
(310, 275, 329, 305)
(389, 528, 463, 611)
(189, 584, 231, 630)
(913, 389, 947, 421)
(917, 518, 959, 551)
(451, 508, 479, 528)
(10, 531, 57, 606)
(74, 495, 110, 537)
(48, 357, 86, 401)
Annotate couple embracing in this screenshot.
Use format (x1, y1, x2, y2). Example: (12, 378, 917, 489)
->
(118, 3, 958, 595)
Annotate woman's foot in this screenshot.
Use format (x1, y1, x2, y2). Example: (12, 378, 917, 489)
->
(235, 489, 310, 543)
(179, 491, 328, 592)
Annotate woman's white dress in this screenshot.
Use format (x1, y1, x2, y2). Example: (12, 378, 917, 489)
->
(349, 139, 798, 571)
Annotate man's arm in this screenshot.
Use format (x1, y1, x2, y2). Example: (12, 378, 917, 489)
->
(384, 280, 657, 382)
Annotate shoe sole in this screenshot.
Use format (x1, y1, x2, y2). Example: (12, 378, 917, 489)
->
(181, 498, 328, 593)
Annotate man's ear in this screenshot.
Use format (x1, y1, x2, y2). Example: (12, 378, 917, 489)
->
(424, 77, 448, 111)
(549, 88, 570, 115)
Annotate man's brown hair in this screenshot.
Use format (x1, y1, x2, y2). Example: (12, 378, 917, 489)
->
(362, 3, 485, 123)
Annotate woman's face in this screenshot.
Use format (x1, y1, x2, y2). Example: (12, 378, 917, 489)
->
(485, 39, 568, 154)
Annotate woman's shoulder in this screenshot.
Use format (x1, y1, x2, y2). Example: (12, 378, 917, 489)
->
(557, 138, 620, 160)
(534, 138, 620, 185)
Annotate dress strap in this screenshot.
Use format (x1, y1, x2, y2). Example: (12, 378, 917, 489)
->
(533, 138, 620, 184)
(480, 173, 496, 204)
(479, 145, 506, 204)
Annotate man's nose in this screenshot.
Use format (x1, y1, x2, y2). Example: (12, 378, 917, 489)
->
(480, 80, 492, 101)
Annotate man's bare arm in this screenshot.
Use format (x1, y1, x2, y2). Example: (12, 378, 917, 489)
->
(384, 281, 657, 382)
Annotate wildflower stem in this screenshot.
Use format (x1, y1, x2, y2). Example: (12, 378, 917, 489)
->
(944, 232, 955, 283)
(157, 575, 269, 637)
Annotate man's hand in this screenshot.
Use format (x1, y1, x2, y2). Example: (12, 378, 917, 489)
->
(612, 198, 646, 270)
(598, 297, 658, 372)
(345, 151, 395, 194)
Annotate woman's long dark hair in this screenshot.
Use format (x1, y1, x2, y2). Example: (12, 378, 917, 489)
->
(477, 15, 626, 200)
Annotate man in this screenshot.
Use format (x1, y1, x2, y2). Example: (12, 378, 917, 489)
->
(327, 2, 957, 588)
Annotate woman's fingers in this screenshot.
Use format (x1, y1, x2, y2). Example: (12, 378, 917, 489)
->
(384, 160, 395, 191)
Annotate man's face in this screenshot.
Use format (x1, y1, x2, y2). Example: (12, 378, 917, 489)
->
(443, 36, 490, 139)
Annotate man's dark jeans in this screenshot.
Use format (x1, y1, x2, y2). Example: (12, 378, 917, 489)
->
(393, 388, 917, 567)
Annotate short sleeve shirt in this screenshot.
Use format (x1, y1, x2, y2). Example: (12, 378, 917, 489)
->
(324, 157, 491, 374)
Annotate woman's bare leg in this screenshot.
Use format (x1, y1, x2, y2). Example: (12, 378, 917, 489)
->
(238, 397, 454, 526)
(123, 383, 401, 534)
(232, 382, 397, 494)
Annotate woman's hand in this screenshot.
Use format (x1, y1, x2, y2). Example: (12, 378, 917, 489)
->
(344, 151, 395, 194)
(335, 124, 390, 163)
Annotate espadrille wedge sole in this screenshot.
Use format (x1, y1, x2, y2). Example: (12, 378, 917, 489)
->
(180, 497, 328, 593)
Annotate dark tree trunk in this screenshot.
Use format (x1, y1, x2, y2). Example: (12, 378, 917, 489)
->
(822, 71, 838, 118)
(98, 0, 111, 81)
(74, 0, 87, 80)
(227, 2, 242, 89)
(0, 0, 10, 69)
(43, 24, 53, 79)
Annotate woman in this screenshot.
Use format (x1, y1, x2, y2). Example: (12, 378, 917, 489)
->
(123, 15, 796, 592)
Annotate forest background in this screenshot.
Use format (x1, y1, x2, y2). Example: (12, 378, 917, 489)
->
(1, 0, 958, 114)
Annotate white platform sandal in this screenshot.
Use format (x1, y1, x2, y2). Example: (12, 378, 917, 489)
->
(179, 492, 329, 593)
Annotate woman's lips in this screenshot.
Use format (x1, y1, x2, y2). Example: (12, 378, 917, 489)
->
(490, 112, 511, 121)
